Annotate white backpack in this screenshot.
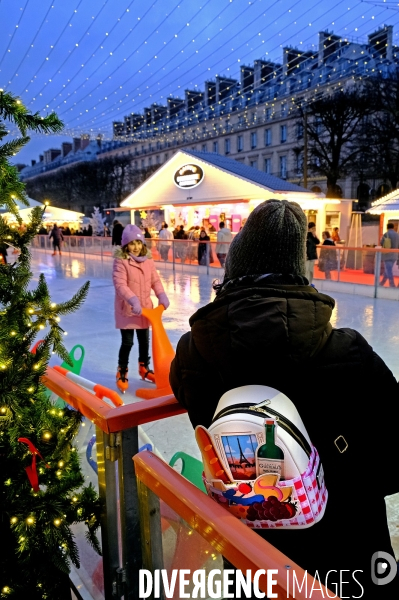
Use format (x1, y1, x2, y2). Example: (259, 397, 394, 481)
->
(195, 385, 327, 529)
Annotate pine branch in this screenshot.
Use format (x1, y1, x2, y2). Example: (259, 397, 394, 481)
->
(55, 281, 90, 316)
(0, 90, 64, 137)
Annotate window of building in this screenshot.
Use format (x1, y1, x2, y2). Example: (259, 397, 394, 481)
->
(164, 153, 169, 161)
(265, 107, 272, 120)
(238, 116, 244, 126)
(280, 156, 287, 178)
(225, 138, 231, 154)
(281, 103, 287, 117)
(264, 158, 271, 174)
(182, 133, 186, 142)
(251, 112, 256, 123)
(141, 145, 145, 153)
(213, 141, 219, 153)
(149, 143, 153, 152)
(134, 160, 138, 169)
(250, 159, 258, 169)
(156, 141, 161, 150)
(141, 159, 145, 168)
(202, 143, 207, 152)
(149, 156, 152, 166)
(250, 132, 257, 149)
(203, 126, 207, 133)
(237, 135, 243, 152)
(264, 129, 272, 146)
(280, 125, 287, 143)
(156, 155, 160, 164)
(296, 123, 304, 139)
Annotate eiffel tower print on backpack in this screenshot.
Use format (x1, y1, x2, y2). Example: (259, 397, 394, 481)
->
(195, 385, 327, 529)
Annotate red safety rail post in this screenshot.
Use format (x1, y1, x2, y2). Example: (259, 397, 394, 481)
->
(134, 451, 340, 600)
(41, 366, 185, 599)
(136, 306, 175, 400)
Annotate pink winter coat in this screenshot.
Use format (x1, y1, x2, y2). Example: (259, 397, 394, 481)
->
(113, 252, 165, 329)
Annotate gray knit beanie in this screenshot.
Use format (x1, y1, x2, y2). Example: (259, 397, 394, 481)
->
(224, 199, 307, 279)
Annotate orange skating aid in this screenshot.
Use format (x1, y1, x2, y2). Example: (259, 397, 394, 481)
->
(135, 306, 175, 399)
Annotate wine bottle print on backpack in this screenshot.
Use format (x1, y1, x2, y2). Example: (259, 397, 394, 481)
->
(195, 385, 327, 529)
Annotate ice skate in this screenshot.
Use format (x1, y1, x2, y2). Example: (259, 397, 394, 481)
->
(138, 362, 155, 383)
(116, 366, 128, 393)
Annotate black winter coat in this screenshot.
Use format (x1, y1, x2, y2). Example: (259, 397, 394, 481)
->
(170, 275, 399, 598)
(306, 231, 320, 260)
(112, 222, 124, 246)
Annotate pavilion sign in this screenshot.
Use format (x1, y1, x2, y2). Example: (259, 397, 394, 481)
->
(173, 164, 204, 189)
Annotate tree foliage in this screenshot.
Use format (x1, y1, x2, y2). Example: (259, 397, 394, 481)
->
(361, 72, 399, 189)
(0, 93, 101, 599)
(298, 87, 373, 197)
(25, 155, 160, 215)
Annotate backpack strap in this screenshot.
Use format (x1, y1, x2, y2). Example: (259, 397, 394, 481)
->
(212, 401, 312, 458)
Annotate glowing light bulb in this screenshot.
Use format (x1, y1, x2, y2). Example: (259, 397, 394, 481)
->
(0, 407, 6, 413)
(58, 461, 64, 468)
(42, 431, 51, 440)
(10, 517, 18, 524)
(54, 519, 61, 526)
(26, 517, 34, 525)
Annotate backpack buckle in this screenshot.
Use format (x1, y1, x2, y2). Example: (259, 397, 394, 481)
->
(334, 435, 348, 453)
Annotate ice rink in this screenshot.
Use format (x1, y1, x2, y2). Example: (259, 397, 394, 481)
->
(31, 248, 399, 559)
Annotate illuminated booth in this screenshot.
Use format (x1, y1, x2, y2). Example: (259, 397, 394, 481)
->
(367, 189, 399, 237)
(118, 150, 352, 239)
(1, 197, 84, 230)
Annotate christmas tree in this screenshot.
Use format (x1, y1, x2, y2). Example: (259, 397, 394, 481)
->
(90, 206, 105, 236)
(0, 92, 101, 599)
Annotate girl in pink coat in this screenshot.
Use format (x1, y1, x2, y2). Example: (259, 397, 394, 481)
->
(112, 224, 170, 392)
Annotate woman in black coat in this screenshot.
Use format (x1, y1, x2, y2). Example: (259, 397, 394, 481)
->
(197, 229, 210, 265)
(319, 230, 337, 279)
(170, 200, 399, 599)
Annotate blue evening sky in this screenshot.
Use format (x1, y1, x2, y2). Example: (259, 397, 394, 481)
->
(1, 0, 398, 164)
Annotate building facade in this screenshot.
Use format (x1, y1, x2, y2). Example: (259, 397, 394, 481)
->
(101, 26, 398, 205)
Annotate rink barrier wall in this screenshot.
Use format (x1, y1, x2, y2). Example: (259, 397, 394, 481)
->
(134, 450, 337, 600)
(42, 367, 340, 599)
(32, 235, 399, 300)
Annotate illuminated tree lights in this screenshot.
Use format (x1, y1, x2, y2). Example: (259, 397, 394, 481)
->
(0, 91, 101, 599)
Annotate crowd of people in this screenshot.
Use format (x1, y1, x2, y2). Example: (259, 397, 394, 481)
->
(112, 219, 234, 266)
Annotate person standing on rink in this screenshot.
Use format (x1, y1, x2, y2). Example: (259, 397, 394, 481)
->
(112, 225, 169, 392)
(215, 221, 232, 268)
(49, 223, 64, 256)
(170, 199, 399, 599)
(305, 221, 319, 283)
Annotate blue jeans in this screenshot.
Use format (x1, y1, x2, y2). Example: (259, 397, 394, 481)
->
(381, 260, 395, 287)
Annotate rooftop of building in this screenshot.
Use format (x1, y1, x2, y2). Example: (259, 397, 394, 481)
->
(106, 25, 398, 148)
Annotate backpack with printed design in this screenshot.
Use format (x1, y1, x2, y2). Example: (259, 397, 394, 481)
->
(195, 385, 327, 529)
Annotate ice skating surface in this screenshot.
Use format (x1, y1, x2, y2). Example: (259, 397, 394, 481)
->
(31, 249, 399, 558)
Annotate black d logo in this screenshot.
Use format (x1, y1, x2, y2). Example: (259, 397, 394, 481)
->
(173, 164, 204, 189)
(371, 551, 397, 586)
